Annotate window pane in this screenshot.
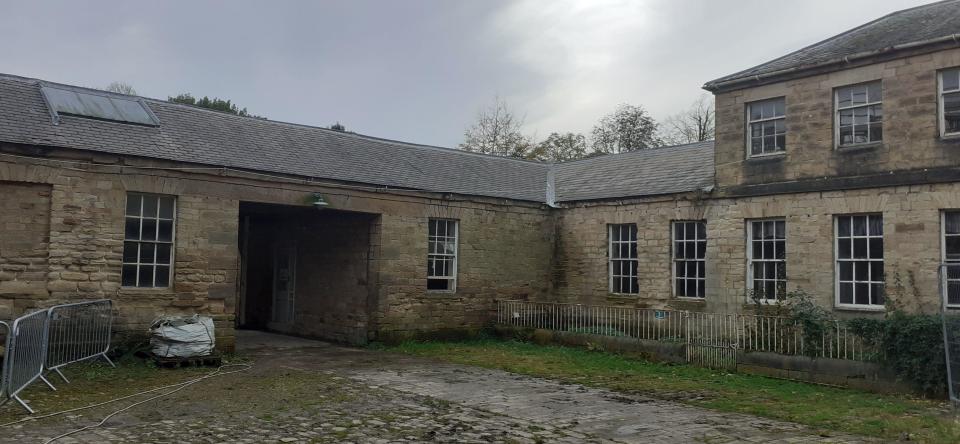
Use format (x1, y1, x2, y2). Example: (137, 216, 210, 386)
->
(139, 243, 155, 264)
(869, 105, 883, 122)
(156, 244, 171, 264)
(775, 241, 786, 259)
(850, 84, 867, 105)
(696, 241, 706, 259)
(840, 262, 853, 281)
(870, 261, 884, 282)
(838, 217, 851, 237)
(125, 218, 140, 240)
(155, 266, 170, 286)
(944, 92, 960, 134)
(142, 219, 157, 241)
(839, 125, 853, 145)
(872, 284, 885, 305)
(762, 101, 775, 119)
(869, 122, 883, 142)
(158, 220, 174, 242)
(137, 265, 154, 288)
(838, 239, 851, 259)
(855, 283, 870, 305)
(685, 222, 695, 239)
(853, 216, 867, 236)
(159, 197, 174, 219)
(869, 238, 883, 259)
(142, 195, 158, 218)
(429, 220, 437, 236)
(125, 194, 141, 216)
(945, 70, 960, 92)
(838, 88, 851, 108)
(946, 237, 960, 261)
(868, 215, 883, 236)
(749, 104, 761, 121)
(854, 261, 868, 281)
(427, 278, 450, 291)
(696, 222, 706, 239)
(122, 241, 138, 263)
(839, 282, 853, 304)
(853, 238, 868, 259)
(867, 82, 882, 102)
(122, 265, 137, 287)
(773, 98, 784, 117)
(947, 213, 960, 235)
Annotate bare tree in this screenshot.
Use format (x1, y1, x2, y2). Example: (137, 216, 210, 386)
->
(104, 81, 137, 95)
(529, 132, 588, 162)
(459, 97, 532, 158)
(590, 104, 661, 154)
(660, 94, 715, 145)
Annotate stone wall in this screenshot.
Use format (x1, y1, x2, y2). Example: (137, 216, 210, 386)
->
(0, 149, 555, 348)
(0, 181, 51, 319)
(554, 183, 960, 316)
(714, 47, 960, 190)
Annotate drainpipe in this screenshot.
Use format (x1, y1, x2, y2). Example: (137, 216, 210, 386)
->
(545, 165, 558, 208)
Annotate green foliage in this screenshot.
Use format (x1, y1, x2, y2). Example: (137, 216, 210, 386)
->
(782, 289, 834, 358)
(847, 312, 946, 396)
(773, 282, 947, 396)
(168, 93, 260, 118)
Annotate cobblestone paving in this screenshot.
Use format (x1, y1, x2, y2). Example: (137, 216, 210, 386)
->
(3, 331, 876, 443)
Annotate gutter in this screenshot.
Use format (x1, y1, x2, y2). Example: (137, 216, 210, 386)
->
(704, 33, 960, 92)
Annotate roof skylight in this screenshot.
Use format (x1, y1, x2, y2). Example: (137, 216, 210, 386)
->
(40, 84, 159, 126)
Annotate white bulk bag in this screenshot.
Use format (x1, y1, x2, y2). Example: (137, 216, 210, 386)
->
(149, 315, 216, 358)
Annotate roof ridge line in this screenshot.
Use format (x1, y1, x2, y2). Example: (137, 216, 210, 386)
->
(703, 0, 960, 89)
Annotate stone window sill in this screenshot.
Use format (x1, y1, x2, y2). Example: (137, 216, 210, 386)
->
(745, 153, 785, 163)
(833, 304, 885, 313)
(835, 142, 882, 153)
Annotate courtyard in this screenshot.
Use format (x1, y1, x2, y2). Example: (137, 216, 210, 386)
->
(0, 331, 913, 443)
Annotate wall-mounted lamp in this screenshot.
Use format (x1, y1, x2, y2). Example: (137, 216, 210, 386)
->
(312, 193, 330, 210)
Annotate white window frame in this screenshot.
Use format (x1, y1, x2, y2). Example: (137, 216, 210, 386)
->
(938, 68, 960, 138)
(746, 219, 786, 303)
(834, 214, 884, 310)
(941, 211, 960, 308)
(427, 218, 458, 292)
(122, 193, 176, 288)
(608, 224, 639, 294)
(834, 81, 883, 148)
(745, 97, 786, 158)
(672, 221, 707, 299)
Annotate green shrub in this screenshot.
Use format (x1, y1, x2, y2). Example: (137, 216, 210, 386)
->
(847, 312, 946, 396)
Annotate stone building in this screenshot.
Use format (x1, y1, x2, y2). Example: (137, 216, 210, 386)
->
(1, 1, 960, 349)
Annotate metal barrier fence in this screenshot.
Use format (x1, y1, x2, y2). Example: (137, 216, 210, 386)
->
(0, 321, 8, 400)
(0, 310, 56, 414)
(46, 300, 115, 383)
(496, 300, 874, 368)
(940, 263, 960, 405)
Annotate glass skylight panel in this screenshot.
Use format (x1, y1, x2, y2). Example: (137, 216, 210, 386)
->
(40, 85, 158, 126)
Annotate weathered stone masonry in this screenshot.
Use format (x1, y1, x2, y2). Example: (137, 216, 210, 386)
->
(0, 148, 554, 348)
(554, 183, 960, 316)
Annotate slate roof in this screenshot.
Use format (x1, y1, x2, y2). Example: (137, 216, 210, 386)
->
(554, 141, 714, 202)
(0, 73, 716, 204)
(705, 0, 960, 91)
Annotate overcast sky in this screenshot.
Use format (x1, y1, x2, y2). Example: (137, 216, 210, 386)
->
(0, 0, 931, 147)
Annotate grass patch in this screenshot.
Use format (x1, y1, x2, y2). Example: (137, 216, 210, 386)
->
(388, 339, 960, 443)
(0, 355, 211, 423)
